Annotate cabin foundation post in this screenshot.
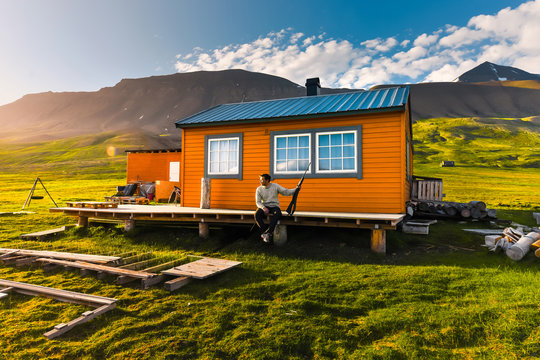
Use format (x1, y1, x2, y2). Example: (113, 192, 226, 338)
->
(370, 225, 386, 254)
(199, 221, 209, 238)
(273, 223, 287, 246)
(124, 219, 136, 232)
(77, 216, 88, 227)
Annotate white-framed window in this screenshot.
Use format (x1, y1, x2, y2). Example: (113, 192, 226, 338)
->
(316, 130, 357, 173)
(274, 133, 311, 174)
(270, 126, 361, 179)
(208, 137, 239, 175)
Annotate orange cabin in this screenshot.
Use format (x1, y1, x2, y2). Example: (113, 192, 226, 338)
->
(175, 84, 412, 214)
(126, 149, 182, 201)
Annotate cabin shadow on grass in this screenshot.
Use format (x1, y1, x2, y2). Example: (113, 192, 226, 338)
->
(108, 209, 540, 272)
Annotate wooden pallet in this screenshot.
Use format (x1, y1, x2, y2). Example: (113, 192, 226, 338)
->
(66, 201, 118, 209)
(104, 196, 149, 205)
(0, 279, 117, 339)
(20, 225, 75, 240)
(162, 257, 242, 280)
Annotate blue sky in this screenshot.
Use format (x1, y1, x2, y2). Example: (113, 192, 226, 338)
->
(0, 0, 538, 105)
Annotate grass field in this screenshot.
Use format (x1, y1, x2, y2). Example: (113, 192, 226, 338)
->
(0, 120, 539, 359)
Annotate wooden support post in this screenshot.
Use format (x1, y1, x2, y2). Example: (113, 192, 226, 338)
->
(273, 224, 288, 246)
(200, 178, 211, 209)
(124, 219, 135, 232)
(77, 216, 88, 227)
(199, 221, 209, 238)
(371, 227, 386, 254)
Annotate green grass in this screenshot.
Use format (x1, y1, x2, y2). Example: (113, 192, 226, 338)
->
(0, 120, 539, 359)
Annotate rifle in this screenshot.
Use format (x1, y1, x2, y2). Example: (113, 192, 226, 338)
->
(286, 162, 311, 216)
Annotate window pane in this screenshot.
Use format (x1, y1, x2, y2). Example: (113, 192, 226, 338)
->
(298, 160, 309, 171)
(319, 146, 329, 158)
(319, 159, 330, 171)
(319, 134, 329, 146)
(287, 148, 297, 160)
(331, 146, 342, 158)
(276, 149, 286, 161)
(219, 162, 227, 172)
(299, 147, 309, 159)
(330, 134, 341, 145)
(229, 139, 238, 151)
(210, 151, 217, 162)
(299, 135, 309, 147)
(210, 141, 218, 151)
(288, 136, 297, 148)
(229, 161, 238, 173)
(287, 160, 298, 172)
(343, 145, 355, 157)
(343, 158, 355, 170)
(219, 140, 228, 151)
(210, 162, 219, 173)
(331, 158, 342, 170)
(276, 161, 287, 171)
(277, 137, 287, 149)
(343, 132, 354, 145)
(229, 151, 237, 162)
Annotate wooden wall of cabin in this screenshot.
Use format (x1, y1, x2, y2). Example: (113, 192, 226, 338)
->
(127, 152, 182, 201)
(180, 111, 408, 214)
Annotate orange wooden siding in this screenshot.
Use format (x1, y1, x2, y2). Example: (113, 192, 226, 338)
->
(181, 111, 410, 213)
(127, 152, 182, 201)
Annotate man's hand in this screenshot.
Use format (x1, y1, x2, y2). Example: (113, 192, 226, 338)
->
(263, 207, 270, 215)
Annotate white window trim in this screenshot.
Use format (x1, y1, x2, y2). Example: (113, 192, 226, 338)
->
(315, 130, 357, 174)
(207, 136, 240, 175)
(273, 133, 311, 175)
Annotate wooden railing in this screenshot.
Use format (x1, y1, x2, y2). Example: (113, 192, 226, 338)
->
(411, 175, 444, 201)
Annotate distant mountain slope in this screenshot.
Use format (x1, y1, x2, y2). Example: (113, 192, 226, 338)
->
(409, 81, 540, 121)
(457, 61, 540, 82)
(0, 70, 344, 143)
(2, 66, 540, 145)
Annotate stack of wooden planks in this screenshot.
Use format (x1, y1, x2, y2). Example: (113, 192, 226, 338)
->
(20, 225, 75, 240)
(66, 201, 118, 209)
(0, 279, 117, 339)
(0, 247, 242, 291)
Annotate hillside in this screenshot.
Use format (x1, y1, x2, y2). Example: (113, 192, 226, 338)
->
(1, 65, 540, 146)
(0, 70, 344, 143)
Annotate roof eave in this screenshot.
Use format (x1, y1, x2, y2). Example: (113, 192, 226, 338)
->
(175, 105, 406, 129)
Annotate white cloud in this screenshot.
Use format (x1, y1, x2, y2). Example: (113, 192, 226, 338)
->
(175, 0, 540, 89)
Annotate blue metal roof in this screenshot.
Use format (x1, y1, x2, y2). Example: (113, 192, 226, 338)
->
(175, 85, 409, 127)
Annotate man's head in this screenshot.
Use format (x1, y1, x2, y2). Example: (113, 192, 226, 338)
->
(259, 173, 271, 186)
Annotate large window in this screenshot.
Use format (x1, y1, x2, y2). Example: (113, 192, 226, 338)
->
(274, 134, 310, 174)
(270, 126, 362, 179)
(316, 131, 356, 173)
(204, 133, 243, 179)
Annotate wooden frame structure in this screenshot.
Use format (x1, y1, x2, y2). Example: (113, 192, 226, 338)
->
(50, 204, 404, 253)
(0, 279, 117, 339)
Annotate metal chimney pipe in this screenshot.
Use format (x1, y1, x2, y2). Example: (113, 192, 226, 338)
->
(305, 78, 320, 96)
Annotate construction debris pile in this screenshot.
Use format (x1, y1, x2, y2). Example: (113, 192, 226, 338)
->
(407, 200, 497, 220)
(484, 228, 540, 261)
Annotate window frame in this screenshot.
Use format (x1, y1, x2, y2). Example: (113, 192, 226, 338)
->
(315, 130, 358, 174)
(204, 133, 243, 180)
(273, 132, 312, 175)
(270, 125, 362, 180)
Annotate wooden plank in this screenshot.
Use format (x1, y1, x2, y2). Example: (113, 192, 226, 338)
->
(164, 276, 192, 292)
(162, 258, 242, 279)
(0, 248, 120, 265)
(43, 303, 116, 339)
(143, 259, 186, 273)
(0, 279, 116, 306)
(34, 258, 157, 279)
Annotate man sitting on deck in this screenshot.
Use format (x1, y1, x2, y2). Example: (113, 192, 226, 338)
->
(255, 173, 297, 244)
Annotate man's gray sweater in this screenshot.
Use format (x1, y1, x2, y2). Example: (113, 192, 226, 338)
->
(255, 183, 296, 209)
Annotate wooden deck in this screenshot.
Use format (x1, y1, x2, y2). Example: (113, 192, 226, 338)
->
(50, 205, 406, 254)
